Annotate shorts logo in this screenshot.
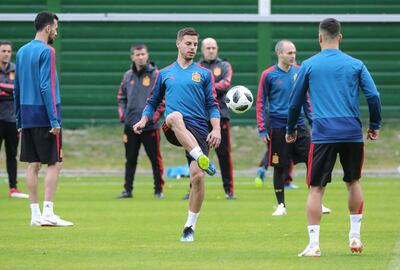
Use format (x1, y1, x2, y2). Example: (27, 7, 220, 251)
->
(293, 73, 298, 81)
(213, 67, 221, 77)
(142, 76, 151, 87)
(192, 72, 201, 83)
(9, 71, 15, 81)
(272, 153, 279, 164)
(122, 134, 128, 143)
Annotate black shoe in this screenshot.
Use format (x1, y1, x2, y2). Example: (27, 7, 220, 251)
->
(154, 192, 164, 199)
(226, 192, 236, 200)
(182, 193, 190, 200)
(180, 226, 194, 242)
(116, 190, 132, 199)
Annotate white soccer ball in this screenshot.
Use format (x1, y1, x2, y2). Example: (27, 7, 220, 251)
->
(225, 85, 253, 114)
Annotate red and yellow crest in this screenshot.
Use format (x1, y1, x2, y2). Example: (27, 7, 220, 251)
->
(122, 134, 128, 143)
(142, 76, 151, 87)
(192, 72, 201, 82)
(213, 67, 221, 77)
(9, 71, 15, 81)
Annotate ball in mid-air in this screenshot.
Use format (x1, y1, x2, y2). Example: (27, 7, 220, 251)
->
(225, 85, 253, 114)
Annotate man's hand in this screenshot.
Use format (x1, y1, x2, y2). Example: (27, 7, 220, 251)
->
(261, 134, 270, 144)
(49, 127, 61, 135)
(285, 130, 297, 143)
(366, 129, 379, 140)
(207, 128, 221, 149)
(133, 116, 148, 134)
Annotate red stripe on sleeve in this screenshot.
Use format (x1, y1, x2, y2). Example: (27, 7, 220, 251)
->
(49, 47, 58, 117)
(256, 66, 275, 133)
(306, 143, 315, 185)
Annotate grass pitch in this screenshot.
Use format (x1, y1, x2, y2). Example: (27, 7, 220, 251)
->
(0, 175, 399, 270)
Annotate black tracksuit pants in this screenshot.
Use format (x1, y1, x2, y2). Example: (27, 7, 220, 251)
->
(0, 121, 19, 189)
(215, 118, 234, 194)
(123, 127, 164, 193)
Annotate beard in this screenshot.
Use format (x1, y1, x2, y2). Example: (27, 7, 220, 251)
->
(48, 36, 54, 45)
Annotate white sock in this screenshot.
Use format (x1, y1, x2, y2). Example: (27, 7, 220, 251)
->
(308, 225, 320, 247)
(43, 201, 54, 216)
(184, 211, 200, 230)
(349, 214, 362, 240)
(30, 203, 41, 220)
(189, 147, 204, 161)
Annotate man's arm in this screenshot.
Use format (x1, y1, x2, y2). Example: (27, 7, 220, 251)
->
(13, 60, 21, 130)
(256, 70, 270, 142)
(359, 64, 381, 136)
(214, 61, 233, 93)
(302, 93, 313, 127)
(204, 70, 220, 119)
(286, 65, 309, 141)
(39, 47, 60, 129)
(117, 74, 127, 123)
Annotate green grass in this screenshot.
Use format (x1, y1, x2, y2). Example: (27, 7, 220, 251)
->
(0, 176, 399, 270)
(2, 123, 392, 170)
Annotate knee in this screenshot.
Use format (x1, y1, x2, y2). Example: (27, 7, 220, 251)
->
(165, 112, 184, 129)
(190, 170, 204, 188)
(28, 163, 41, 174)
(55, 162, 63, 171)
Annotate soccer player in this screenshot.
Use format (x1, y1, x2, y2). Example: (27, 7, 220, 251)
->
(14, 11, 73, 226)
(0, 40, 28, 198)
(287, 18, 381, 256)
(116, 44, 165, 199)
(133, 27, 221, 242)
(256, 40, 312, 216)
(198, 37, 235, 199)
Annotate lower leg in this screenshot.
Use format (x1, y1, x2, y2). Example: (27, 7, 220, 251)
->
(44, 162, 62, 202)
(347, 180, 364, 239)
(307, 186, 325, 247)
(26, 163, 41, 203)
(273, 167, 285, 205)
(185, 161, 205, 229)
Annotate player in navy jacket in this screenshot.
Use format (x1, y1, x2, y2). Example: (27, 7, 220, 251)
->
(134, 28, 221, 242)
(287, 18, 381, 257)
(14, 12, 72, 227)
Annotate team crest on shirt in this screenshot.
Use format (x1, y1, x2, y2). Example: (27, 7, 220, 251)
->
(192, 72, 201, 82)
(142, 76, 151, 87)
(272, 153, 279, 164)
(129, 80, 135, 85)
(122, 134, 128, 143)
(293, 73, 298, 81)
(9, 71, 15, 81)
(213, 67, 221, 76)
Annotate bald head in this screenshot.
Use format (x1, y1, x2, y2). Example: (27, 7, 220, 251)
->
(275, 40, 296, 70)
(201, 37, 218, 62)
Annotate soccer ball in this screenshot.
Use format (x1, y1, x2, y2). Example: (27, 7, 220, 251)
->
(225, 85, 253, 114)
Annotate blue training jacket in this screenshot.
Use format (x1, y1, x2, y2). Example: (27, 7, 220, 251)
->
(256, 64, 312, 137)
(14, 40, 61, 129)
(143, 61, 220, 136)
(287, 49, 381, 143)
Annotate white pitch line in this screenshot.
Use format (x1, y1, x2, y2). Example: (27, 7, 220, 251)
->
(389, 234, 400, 270)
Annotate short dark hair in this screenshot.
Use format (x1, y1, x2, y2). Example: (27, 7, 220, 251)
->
(177, 27, 198, 40)
(130, 44, 148, 54)
(34, 11, 58, 32)
(319, 18, 341, 39)
(0, 40, 12, 47)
